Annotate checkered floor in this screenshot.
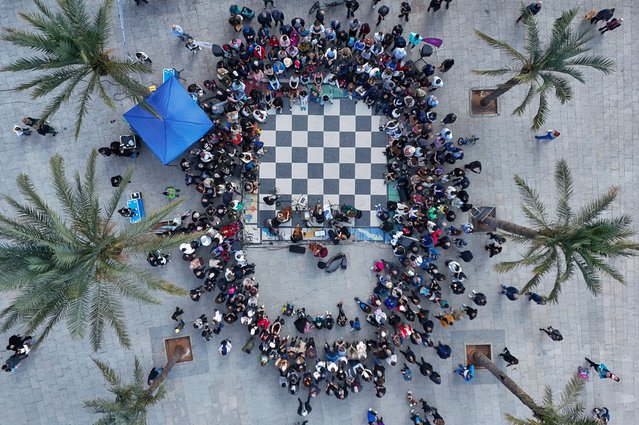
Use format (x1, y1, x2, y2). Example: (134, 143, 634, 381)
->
(257, 98, 388, 228)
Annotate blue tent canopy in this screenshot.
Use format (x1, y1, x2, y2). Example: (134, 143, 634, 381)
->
(123, 77, 213, 165)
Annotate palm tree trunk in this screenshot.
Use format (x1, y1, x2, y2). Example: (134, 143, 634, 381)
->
(471, 351, 546, 419)
(482, 216, 538, 239)
(144, 344, 189, 399)
(479, 78, 520, 106)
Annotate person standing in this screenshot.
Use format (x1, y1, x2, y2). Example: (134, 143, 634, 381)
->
(526, 292, 548, 305)
(408, 32, 422, 51)
(162, 186, 181, 200)
(486, 242, 502, 257)
(170, 24, 189, 41)
(516, 1, 542, 23)
(117, 207, 136, 217)
(462, 304, 478, 320)
(401, 363, 413, 381)
(350, 317, 361, 331)
(500, 285, 520, 301)
(22, 117, 57, 136)
(258, 11, 273, 28)
(498, 347, 519, 367)
(599, 18, 623, 34)
(219, 339, 232, 355)
(427, 0, 442, 12)
(13, 125, 31, 136)
(263, 0, 275, 8)
(535, 130, 560, 141)
(540, 326, 563, 341)
(346, 0, 359, 19)
(468, 290, 487, 306)
(271, 9, 284, 26)
(147, 366, 163, 385)
(444, 0, 453, 9)
(135, 52, 152, 64)
(585, 358, 621, 381)
(376, 5, 389, 26)
(171, 306, 184, 321)
(590, 8, 615, 25)
(398, 2, 411, 22)
(434, 341, 451, 359)
(297, 395, 312, 416)
(110, 175, 124, 187)
(464, 160, 481, 174)
(439, 59, 455, 72)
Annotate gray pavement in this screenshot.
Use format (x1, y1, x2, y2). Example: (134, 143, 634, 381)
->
(0, 0, 637, 424)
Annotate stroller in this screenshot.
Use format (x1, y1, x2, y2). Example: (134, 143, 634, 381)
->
(341, 204, 362, 219)
(229, 4, 255, 20)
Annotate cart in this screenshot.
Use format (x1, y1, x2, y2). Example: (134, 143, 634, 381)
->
(127, 192, 145, 224)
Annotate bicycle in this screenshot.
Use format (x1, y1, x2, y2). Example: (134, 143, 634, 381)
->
(457, 135, 479, 146)
(309, 0, 346, 15)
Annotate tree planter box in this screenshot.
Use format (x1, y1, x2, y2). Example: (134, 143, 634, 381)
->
(470, 89, 499, 116)
(164, 336, 193, 364)
(466, 343, 492, 369)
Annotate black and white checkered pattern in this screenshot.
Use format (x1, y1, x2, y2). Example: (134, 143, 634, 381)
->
(257, 99, 388, 227)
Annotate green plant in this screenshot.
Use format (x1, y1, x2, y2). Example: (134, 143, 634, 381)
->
(0, 150, 191, 350)
(474, 8, 615, 130)
(1, 0, 151, 138)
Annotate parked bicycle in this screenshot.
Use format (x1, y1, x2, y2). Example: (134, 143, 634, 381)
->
(457, 135, 479, 146)
(309, 0, 345, 15)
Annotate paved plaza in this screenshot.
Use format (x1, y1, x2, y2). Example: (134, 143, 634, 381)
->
(0, 0, 637, 424)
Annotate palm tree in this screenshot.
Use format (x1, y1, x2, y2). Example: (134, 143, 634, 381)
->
(484, 160, 639, 302)
(473, 8, 615, 130)
(471, 351, 600, 425)
(85, 346, 189, 424)
(0, 150, 191, 351)
(1, 0, 151, 138)
(85, 357, 157, 425)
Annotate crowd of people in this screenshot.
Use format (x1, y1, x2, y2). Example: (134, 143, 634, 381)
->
(154, 1, 497, 419)
(49, 0, 610, 421)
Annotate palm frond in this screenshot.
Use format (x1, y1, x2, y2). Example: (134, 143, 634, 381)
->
(92, 357, 121, 386)
(474, 29, 527, 64)
(472, 68, 516, 77)
(556, 376, 585, 413)
(0, 30, 55, 54)
(520, 249, 558, 294)
(522, 9, 542, 60)
(505, 414, 538, 425)
(571, 255, 602, 297)
(549, 8, 581, 48)
(512, 83, 537, 116)
(553, 160, 574, 226)
(37, 70, 88, 126)
(73, 72, 99, 139)
(564, 55, 615, 75)
(513, 175, 550, 227)
(574, 186, 619, 225)
(540, 72, 573, 103)
(531, 91, 549, 131)
(542, 385, 554, 408)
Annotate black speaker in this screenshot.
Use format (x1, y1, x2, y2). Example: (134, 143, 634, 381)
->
(289, 245, 306, 254)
